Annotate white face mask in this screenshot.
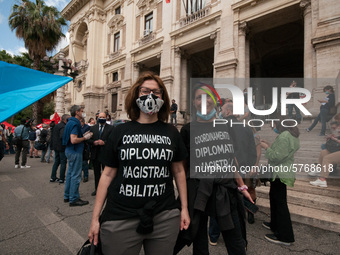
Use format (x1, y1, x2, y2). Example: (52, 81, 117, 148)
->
(136, 94, 164, 115)
(82, 112, 86, 119)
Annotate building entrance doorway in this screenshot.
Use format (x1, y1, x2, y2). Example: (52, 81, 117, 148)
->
(249, 4, 304, 106)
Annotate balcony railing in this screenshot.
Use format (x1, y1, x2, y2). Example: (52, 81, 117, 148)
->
(180, 6, 210, 27)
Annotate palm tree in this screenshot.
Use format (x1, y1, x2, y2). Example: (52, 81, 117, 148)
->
(9, 0, 67, 124)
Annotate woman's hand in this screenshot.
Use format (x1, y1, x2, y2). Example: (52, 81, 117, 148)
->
(241, 190, 254, 204)
(180, 207, 190, 230)
(88, 219, 100, 245)
(260, 141, 269, 150)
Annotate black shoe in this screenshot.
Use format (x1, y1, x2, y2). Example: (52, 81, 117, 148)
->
(35, 156, 40, 158)
(262, 221, 271, 230)
(248, 211, 255, 224)
(69, 199, 89, 207)
(83, 177, 88, 183)
(91, 191, 96, 196)
(264, 234, 293, 246)
(30, 156, 33, 158)
(59, 179, 64, 184)
(50, 178, 57, 182)
(64, 198, 69, 203)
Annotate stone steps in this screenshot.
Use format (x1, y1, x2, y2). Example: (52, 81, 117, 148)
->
(256, 197, 340, 233)
(254, 119, 340, 233)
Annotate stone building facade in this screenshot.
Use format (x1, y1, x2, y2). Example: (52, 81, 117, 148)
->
(56, 0, 340, 122)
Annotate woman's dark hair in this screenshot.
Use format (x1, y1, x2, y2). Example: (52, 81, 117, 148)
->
(125, 71, 170, 122)
(275, 117, 300, 138)
(323, 85, 334, 93)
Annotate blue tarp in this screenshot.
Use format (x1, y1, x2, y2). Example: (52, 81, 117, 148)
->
(0, 61, 72, 123)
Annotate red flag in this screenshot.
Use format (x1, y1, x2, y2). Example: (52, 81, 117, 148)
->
(166, 0, 170, 3)
(43, 119, 52, 125)
(51, 112, 61, 124)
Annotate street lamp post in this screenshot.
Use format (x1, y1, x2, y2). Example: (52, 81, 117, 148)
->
(42, 53, 79, 115)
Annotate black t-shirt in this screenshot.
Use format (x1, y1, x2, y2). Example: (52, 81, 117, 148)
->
(101, 120, 188, 222)
(180, 121, 236, 185)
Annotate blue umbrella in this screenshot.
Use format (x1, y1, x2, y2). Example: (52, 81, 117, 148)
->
(0, 61, 72, 123)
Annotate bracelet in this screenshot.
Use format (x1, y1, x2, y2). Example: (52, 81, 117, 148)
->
(238, 185, 248, 191)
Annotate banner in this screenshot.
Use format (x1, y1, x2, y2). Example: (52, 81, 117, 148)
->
(0, 61, 72, 123)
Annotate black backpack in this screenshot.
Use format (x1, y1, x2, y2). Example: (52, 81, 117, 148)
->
(28, 130, 36, 141)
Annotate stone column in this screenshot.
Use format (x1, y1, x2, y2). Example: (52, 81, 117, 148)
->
(180, 57, 188, 115)
(55, 52, 67, 116)
(238, 21, 248, 90)
(133, 63, 140, 84)
(174, 47, 181, 105)
(301, 0, 313, 79)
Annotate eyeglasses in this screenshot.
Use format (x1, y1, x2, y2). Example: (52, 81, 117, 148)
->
(139, 87, 163, 96)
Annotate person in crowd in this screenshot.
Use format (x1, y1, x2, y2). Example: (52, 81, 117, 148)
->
(62, 105, 93, 207)
(39, 124, 49, 163)
(34, 126, 41, 158)
(50, 114, 70, 183)
(7, 127, 15, 154)
(45, 121, 55, 163)
(286, 81, 302, 123)
(170, 99, 178, 126)
(28, 125, 39, 158)
(88, 117, 96, 126)
(174, 84, 253, 255)
(222, 103, 257, 223)
(14, 119, 33, 168)
(88, 72, 190, 255)
(106, 114, 113, 125)
(309, 121, 340, 188)
(306, 85, 335, 136)
(0, 125, 9, 161)
(80, 118, 90, 183)
(88, 112, 114, 196)
(1, 124, 9, 154)
(260, 118, 300, 246)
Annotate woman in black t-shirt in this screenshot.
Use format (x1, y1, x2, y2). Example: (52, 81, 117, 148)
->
(88, 72, 190, 255)
(173, 84, 253, 255)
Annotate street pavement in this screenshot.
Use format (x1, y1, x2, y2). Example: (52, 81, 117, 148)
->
(0, 153, 339, 255)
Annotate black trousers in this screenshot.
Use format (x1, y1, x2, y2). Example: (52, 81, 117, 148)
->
(93, 159, 104, 190)
(173, 212, 209, 255)
(269, 179, 295, 242)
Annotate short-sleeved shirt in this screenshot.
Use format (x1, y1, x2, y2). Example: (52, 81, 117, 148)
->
(65, 126, 84, 154)
(101, 120, 187, 222)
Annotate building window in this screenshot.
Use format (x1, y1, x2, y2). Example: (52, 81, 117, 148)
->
(112, 93, 118, 113)
(144, 12, 153, 35)
(115, 6, 121, 15)
(112, 72, 118, 82)
(114, 32, 120, 52)
(185, 0, 205, 15)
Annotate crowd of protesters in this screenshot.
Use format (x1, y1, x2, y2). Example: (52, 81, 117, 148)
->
(1, 75, 339, 254)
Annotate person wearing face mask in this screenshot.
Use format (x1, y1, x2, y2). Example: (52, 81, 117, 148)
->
(88, 72, 190, 255)
(260, 118, 300, 246)
(174, 84, 253, 255)
(87, 112, 114, 196)
(306, 85, 335, 136)
(62, 105, 93, 206)
(309, 121, 340, 188)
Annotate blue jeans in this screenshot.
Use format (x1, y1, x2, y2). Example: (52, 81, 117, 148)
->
(171, 113, 177, 126)
(287, 104, 301, 120)
(45, 144, 52, 162)
(64, 152, 83, 203)
(308, 108, 329, 135)
(82, 160, 89, 178)
(209, 217, 220, 242)
(51, 151, 67, 181)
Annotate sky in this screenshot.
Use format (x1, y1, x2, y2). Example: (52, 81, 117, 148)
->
(0, 0, 70, 56)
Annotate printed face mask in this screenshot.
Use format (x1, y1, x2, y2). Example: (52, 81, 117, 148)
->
(136, 94, 164, 115)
